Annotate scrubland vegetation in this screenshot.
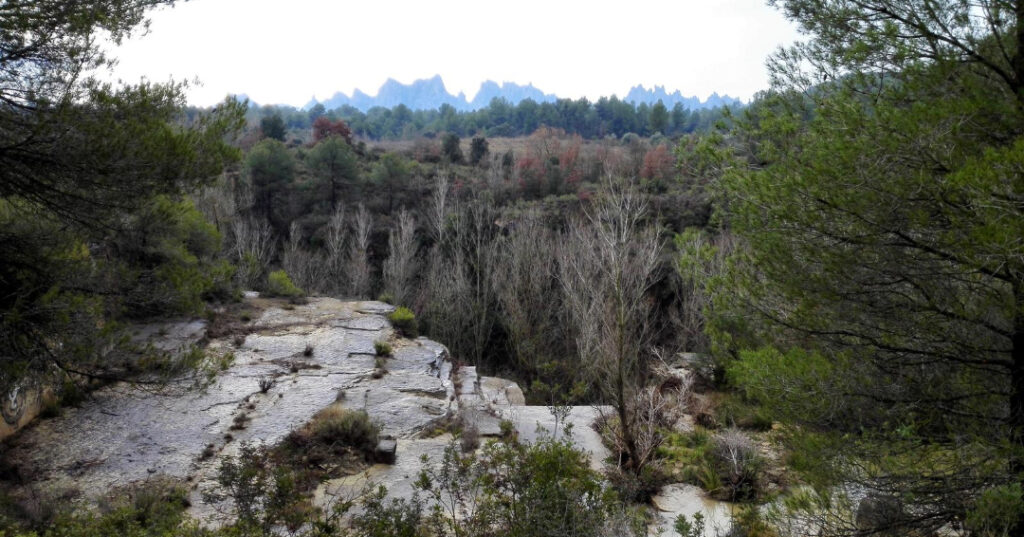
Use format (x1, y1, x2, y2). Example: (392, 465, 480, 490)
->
(4, 0, 1024, 536)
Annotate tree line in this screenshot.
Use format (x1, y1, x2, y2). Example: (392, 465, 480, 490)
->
(234, 95, 731, 142)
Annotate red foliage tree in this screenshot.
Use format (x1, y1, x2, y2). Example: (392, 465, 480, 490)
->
(558, 136, 583, 184)
(640, 144, 674, 182)
(312, 116, 353, 145)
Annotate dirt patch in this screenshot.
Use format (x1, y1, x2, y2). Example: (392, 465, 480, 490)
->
(204, 298, 274, 341)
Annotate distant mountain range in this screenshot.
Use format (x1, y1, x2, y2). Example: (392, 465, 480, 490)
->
(299, 75, 740, 112)
(624, 85, 739, 110)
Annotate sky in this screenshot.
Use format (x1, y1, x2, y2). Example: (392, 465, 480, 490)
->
(103, 0, 803, 108)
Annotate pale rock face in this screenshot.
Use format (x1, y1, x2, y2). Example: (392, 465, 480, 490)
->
(1, 297, 732, 535)
(316, 435, 454, 511)
(0, 298, 452, 525)
(651, 483, 734, 536)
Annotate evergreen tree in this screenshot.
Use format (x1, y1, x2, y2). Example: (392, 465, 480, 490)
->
(469, 136, 489, 166)
(372, 153, 414, 213)
(649, 100, 668, 134)
(260, 113, 287, 141)
(0, 1, 243, 382)
(715, 1, 1024, 534)
(245, 139, 295, 231)
(308, 135, 358, 212)
(441, 133, 463, 164)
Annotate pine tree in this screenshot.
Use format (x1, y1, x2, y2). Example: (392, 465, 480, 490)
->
(715, 1, 1024, 534)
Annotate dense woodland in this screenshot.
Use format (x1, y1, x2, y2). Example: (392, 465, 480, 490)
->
(3, 1, 1024, 537)
(233, 95, 731, 143)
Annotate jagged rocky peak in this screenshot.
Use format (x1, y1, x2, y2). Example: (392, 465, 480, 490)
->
(306, 76, 735, 113)
(624, 84, 742, 109)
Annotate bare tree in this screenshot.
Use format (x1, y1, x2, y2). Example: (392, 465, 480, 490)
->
(192, 173, 238, 236)
(282, 221, 305, 287)
(491, 214, 563, 382)
(382, 209, 418, 306)
(346, 203, 372, 299)
(422, 248, 473, 358)
(282, 222, 328, 294)
(231, 217, 276, 289)
(426, 173, 450, 245)
(418, 190, 498, 367)
(449, 194, 496, 367)
(324, 206, 347, 293)
(485, 153, 505, 187)
(560, 184, 662, 471)
(234, 176, 255, 215)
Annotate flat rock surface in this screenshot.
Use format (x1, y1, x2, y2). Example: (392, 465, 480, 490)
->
(1, 297, 734, 536)
(129, 319, 208, 353)
(316, 435, 454, 511)
(480, 376, 526, 407)
(0, 298, 453, 525)
(499, 405, 613, 472)
(651, 483, 733, 536)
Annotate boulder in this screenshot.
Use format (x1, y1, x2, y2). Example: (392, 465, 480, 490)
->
(856, 493, 906, 534)
(375, 438, 397, 464)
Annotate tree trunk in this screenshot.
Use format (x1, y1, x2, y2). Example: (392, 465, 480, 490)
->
(1011, 284, 1024, 537)
(330, 178, 338, 213)
(616, 367, 639, 470)
(1014, 1, 1024, 102)
(616, 273, 640, 470)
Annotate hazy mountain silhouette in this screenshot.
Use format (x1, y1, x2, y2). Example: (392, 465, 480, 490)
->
(624, 85, 741, 109)
(303, 76, 739, 112)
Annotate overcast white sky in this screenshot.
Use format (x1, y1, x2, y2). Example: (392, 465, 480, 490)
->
(103, 0, 802, 108)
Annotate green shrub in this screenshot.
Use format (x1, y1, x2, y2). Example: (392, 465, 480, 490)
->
(216, 352, 235, 371)
(350, 486, 424, 537)
(374, 340, 393, 357)
(675, 512, 706, 537)
(199, 259, 238, 304)
(714, 393, 773, 431)
(710, 428, 764, 502)
(417, 436, 641, 537)
(303, 407, 380, 458)
(265, 269, 303, 298)
(659, 427, 764, 502)
(115, 196, 238, 317)
(499, 419, 517, 441)
(966, 484, 1024, 537)
(8, 480, 192, 537)
(58, 378, 87, 407)
(210, 442, 310, 534)
(605, 462, 669, 503)
(387, 307, 418, 338)
(729, 504, 777, 537)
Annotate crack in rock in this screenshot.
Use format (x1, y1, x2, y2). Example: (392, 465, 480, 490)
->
(198, 400, 244, 413)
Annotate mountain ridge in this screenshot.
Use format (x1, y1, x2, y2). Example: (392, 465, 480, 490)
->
(300, 75, 741, 112)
